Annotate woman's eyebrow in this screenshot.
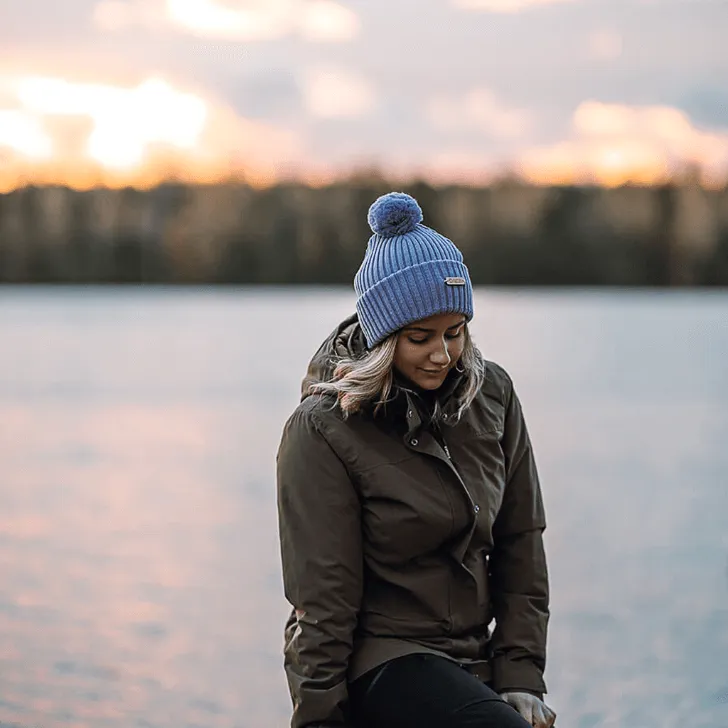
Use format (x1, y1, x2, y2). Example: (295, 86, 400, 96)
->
(404, 318, 466, 333)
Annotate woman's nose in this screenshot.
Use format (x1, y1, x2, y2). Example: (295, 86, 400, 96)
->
(430, 341, 451, 366)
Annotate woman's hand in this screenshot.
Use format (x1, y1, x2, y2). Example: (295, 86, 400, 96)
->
(499, 691, 557, 728)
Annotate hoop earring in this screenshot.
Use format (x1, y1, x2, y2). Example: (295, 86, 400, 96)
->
(455, 361, 465, 373)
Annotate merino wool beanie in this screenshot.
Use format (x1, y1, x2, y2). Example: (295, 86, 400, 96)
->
(354, 191, 474, 349)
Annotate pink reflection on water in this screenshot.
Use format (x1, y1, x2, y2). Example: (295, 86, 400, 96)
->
(0, 398, 289, 727)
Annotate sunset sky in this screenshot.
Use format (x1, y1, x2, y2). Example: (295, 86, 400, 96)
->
(1, 0, 727, 189)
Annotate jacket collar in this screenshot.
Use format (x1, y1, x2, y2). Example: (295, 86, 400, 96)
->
(382, 367, 464, 434)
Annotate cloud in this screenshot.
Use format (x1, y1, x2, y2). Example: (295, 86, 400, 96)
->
(92, 0, 166, 31)
(303, 67, 376, 119)
(15, 76, 207, 168)
(92, 0, 359, 42)
(298, 0, 360, 42)
(518, 101, 728, 186)
(587, 29, 623, 61)
(0, 72, 302, 190)
(0, 110, 53, 159)
(452, 0, 577, 13)
(426, 88, 533, 139)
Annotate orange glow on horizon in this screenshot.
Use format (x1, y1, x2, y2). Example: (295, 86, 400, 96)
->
(518, 101, 728, 189)
(1, 73, 727, 191)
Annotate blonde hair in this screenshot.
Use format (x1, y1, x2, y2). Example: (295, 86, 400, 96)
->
(307, 326, 486, 422)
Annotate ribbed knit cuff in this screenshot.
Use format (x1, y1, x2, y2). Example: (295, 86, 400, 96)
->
(355, 260, 473, 348)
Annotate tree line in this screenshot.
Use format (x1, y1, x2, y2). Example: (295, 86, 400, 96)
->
(1, 179, 727, 285)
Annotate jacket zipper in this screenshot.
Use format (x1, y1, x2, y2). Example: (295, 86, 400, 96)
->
(432, 426, 479, 581)
(433, 426, 473, 506)
(413, 412, 477, 521)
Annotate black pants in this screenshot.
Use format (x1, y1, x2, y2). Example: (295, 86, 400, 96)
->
(348, 653, 533, 728)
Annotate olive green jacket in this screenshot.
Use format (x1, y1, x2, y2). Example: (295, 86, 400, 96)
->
(276, 313, 549, 727)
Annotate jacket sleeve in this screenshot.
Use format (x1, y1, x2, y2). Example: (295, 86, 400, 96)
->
(276, 406, 363, 728)
(487, 374, 550, 698)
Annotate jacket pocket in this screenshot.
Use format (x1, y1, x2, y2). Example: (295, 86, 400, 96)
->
(360, 557, 453, 636)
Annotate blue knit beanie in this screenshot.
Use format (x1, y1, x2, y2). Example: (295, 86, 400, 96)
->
(354, 191, 474, 349)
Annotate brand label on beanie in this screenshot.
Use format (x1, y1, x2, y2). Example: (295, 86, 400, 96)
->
(444, 277, 466, 286)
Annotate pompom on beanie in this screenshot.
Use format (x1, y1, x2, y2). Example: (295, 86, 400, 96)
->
(354, 192, 474, 349)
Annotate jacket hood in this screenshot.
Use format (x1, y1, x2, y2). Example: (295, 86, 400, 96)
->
(301, 312, 364, 401)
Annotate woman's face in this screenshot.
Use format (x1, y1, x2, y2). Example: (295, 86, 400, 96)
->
(393, 312, 467, 390)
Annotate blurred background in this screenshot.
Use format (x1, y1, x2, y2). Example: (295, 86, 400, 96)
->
(1, 1, 728, 727)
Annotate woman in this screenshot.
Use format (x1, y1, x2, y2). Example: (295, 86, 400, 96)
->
(276, 192, 556, 728)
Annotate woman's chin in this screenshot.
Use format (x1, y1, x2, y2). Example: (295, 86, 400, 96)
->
(412, 369, 448, 389)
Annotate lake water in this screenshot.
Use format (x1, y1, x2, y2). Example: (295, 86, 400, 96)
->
(0, 287, 727, 728)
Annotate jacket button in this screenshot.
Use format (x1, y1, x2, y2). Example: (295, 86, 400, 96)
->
(473, 504, 480, 514)
(408, 410, 413, 418)
(443, 414, 448, 420)
(410, 438, 418, 447)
